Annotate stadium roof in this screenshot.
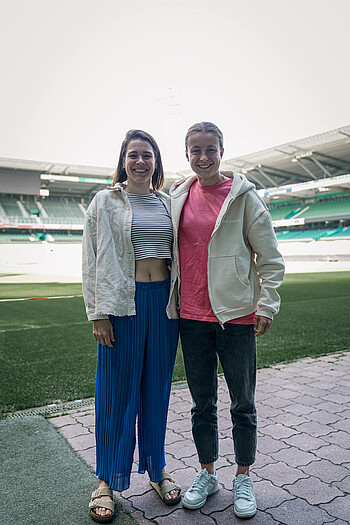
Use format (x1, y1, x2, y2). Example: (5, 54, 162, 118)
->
(0, 125, 349, 199)
(221, 125, 350, 197)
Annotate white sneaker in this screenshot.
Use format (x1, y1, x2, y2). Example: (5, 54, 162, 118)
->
(183, 469, 219, 510)
(233, 473, 257, 518)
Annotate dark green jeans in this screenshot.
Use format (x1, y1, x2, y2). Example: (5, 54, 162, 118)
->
(179, 318, 257, 467)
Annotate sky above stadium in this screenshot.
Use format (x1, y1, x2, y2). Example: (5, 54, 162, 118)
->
(0, 0, 349, 172)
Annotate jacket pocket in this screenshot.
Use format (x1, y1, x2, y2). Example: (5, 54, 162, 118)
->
(209, 254, 253, 310)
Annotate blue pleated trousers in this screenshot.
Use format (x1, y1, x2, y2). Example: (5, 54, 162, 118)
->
(95, 280, 178, 492)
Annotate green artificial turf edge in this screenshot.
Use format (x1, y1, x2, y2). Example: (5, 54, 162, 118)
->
(0, 271, 349, 415)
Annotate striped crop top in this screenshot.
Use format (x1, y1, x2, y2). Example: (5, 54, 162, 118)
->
(126, 192, 173, 260)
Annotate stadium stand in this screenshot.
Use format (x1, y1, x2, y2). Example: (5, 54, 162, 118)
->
(0, 126, 349, 268)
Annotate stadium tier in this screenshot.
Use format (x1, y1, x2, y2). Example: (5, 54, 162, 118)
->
(269, 195, 350, 221)
(1, 125, 350, 246)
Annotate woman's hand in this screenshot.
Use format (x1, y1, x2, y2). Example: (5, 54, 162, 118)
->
(93, 319, 115, 347)
(254, 315, 272, 337)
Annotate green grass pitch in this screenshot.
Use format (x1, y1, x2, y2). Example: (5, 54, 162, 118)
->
(0, 272, 349, 415)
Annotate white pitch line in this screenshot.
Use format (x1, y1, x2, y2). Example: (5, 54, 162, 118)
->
(0, 321, 89, 333)
(0, 294, 83, 302)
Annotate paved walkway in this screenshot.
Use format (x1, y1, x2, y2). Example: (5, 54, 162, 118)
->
(50, 352, 350, 524)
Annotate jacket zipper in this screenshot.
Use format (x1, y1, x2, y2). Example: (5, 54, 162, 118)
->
(207, 194, 235, 330)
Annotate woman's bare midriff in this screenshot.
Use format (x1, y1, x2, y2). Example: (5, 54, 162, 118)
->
(135, 257, 169, 282)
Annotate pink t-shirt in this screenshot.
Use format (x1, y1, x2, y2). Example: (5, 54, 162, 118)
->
(179, 178, 255, 325)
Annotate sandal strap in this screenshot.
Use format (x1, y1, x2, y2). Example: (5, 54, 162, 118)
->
(89, 499, 115, 512)
(91, 487, 113, 500)
(158, 480, 181, 498)
(161, 471, 176, 483)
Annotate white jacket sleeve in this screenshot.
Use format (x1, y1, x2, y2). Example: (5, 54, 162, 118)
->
(247, 210, 285, 319)
(82, 207, 109, 321)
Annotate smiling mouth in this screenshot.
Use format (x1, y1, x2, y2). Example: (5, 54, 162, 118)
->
(134, 169, 147, 173)
(197, 164, 212, 169)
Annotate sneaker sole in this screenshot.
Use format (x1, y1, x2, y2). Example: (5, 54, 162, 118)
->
(182, 485, 220, 510)
(234, 507, 257, 519)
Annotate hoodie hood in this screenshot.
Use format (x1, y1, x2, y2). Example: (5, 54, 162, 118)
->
(170, 170, 255, 201)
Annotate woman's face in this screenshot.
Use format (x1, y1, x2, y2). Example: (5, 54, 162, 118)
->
(186, 132, 224, 186)
(123, 139, 156, 186)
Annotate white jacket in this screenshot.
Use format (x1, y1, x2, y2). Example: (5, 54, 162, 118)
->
(82, 183, 178, 321)
(170, 172, 285, 323)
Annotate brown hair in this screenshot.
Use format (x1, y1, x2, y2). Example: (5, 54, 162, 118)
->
(112, 129, 164, 190)
(185, 122, 224, 152)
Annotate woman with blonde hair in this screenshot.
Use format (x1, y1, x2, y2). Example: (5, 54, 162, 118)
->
(170, 121, 284, 519)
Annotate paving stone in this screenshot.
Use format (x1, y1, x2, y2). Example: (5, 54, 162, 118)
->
(256, 416, 271, 428)
(157, 508, 216, 524)
(333, 418, 350, 433)
(167, 410, 185, 423)
(73, 413, 95, 426)
(200, 486, 233, 515)
(252, 453, 277, 470)
(305, 410, 341, 425)
(165, 428, 183, 446)
(282, 432, 328, 452)
(121, 472, 153, 498)
(253, 479, 294, 511)
(131, 488, 181, 519)
(320, 494, 350, 521)
(323, 520, 349, 525)
(269, 412, 309, 428)
(175, 429, 193, 441)
(271, 447, 320, 467)
(264, 397, 293, 409)
(167, 418, 192, 433)
(284, 476, 343, 504)
(302, 385, 332, 398)
(218, 437, 234, 456)
(255, 404, 281, 419)
(295, 420, 334, 437)
(77, 446, 96, 470)
(299, 459, 350, 483)
(308, 379, 335, 390)
(169, 400, 192, 411)
(316, 444, 350, 465)
(321, 430, 350, 449)
(166, 439, 197, 459)
(128, 509, 154, 524)
(59, 422, 91, 439)
(334, 475, 350, 493)
(260, 423, 297, 440)
(257, 435, 289, 455)
(316, 401, 349, 414)
(281, 403, 315, 416)
(258, 383, 282, 394)
(218, 416, 233, 431)
(254, 462, 307, 486)
(291, 394, 324, 407)
(267, 498, 332, 525)
(164, 454, 187, 472)
(68, 432, 96, 451)
(49, 414, 76, 427)
(209, 507, 244, 524)
(336, 409, 350, 419)
(323, 393, 350, 405)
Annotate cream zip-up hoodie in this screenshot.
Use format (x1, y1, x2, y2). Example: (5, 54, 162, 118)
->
(170, 172, 285, 324)
(82, 183, 178, 321)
